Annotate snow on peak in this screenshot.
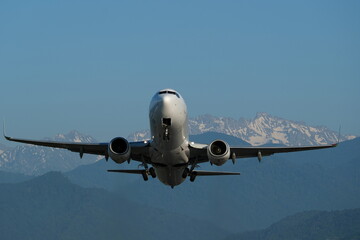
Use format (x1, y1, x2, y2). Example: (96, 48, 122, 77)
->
(54, 130, 96, 143)
(128, 113, 355, 146)
(189, 113, 355, 146)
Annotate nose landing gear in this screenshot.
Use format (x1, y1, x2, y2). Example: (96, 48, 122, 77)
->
(141, 171, 149, 181)
(139, 159, 156, 181)
(182, 168, 190, 178)
(182, 161, 199, 182)
(141, 168, 156, 181)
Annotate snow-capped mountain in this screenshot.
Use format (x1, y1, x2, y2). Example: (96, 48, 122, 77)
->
(0, 143, 9, 155)
(128, 113, 356, 146)
(0, 131, 99, 176)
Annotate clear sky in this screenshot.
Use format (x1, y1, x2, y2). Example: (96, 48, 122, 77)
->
(1, 0, 359, 143)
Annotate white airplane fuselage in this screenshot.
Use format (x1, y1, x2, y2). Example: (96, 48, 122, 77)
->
(148, 89, 190, 186)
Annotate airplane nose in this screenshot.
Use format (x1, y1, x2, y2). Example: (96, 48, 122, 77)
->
(158, 95, 172, 113)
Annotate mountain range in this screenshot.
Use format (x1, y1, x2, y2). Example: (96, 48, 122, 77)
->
(0, 136, 359, 237)
(225, 208, 360, 240)
(0, 113, 356, 176)
(129, 113, 355, 146)
(2, 171, 359, 240)
(65, 135, 360, 233)
(0, 171, 227, 240)
(0, 123, 359, 237)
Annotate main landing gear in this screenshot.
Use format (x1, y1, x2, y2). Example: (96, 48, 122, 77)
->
(189, 172, 197, 182)
(139, 156, 156, 181)
(149, 167, 156, 178)
(141, 167, 156, 181)
(182, 161, 198, 182)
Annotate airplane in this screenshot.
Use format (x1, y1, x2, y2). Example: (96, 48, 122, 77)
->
(4, 89, 337, 188)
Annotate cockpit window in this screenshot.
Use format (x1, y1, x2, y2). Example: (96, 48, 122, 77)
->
(158, 90, 180, 98)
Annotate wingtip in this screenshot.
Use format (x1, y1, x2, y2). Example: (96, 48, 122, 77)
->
(2, 119, 5, 138)
(2, 119, 10, 140)
(337, 125, 341, 145)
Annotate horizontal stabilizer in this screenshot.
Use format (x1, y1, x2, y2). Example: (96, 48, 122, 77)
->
(107, 169, 145, 174)
(192, 170, 240, 176)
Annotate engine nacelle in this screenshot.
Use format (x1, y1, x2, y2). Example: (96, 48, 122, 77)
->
(108, 137, 131, 164)
(207, 140, 230, 166)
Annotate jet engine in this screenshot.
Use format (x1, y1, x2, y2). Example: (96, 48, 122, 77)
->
(207, 140, 230, 166)
(108, 137, 131, 164)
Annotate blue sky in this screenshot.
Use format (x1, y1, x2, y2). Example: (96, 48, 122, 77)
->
(1, 0, 359, 142)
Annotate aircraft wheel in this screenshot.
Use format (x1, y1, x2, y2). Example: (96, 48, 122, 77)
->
(149, 167, 156, 178)
(142, 172, 149, 181)
(190, 174, 196, 182)
(182, 168, 190, 178)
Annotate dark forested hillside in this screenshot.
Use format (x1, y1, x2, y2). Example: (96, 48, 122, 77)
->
(66, 137, 360, 232)
(1, 136, 359, 236)
(225, 208, 360, 240)
(0, 171, 31, 183)
(0, 172, 227, 240)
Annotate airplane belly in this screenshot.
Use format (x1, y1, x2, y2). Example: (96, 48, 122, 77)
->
(155, 166, 187, 187)
(151, 145, 189, 187)
(151, 143, 189, 165)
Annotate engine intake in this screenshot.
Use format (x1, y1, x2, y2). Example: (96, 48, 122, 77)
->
(207, 140, 230, 166)
(108, 137, 131, 164)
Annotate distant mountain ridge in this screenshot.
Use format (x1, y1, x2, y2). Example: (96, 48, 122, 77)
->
(129, 113, 355, 146)
(0, 136, 359, 234)
(66, 137, 360, 233)
(0, 171, 227, 240)
(225, 208, 360, 240)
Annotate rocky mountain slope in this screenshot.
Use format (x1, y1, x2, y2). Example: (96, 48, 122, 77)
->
(129, 113, 355, 146)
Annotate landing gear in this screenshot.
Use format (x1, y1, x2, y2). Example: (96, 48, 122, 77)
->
(139, 156, 154, 181)
(149, 167, 156, 178)
(141, 171, 149, 181)
(187, 158, 199, 182)
(189, 173, 196, 182)
(182, 168, 190, 178)
(139, 164, 155, 181)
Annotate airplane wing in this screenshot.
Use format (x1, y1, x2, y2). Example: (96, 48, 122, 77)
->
(230, 144, 338, 159)
(4, 134, 150, 162)
(189, 142, 338, 163)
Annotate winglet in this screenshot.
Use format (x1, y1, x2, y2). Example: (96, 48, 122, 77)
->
(337, 125, 341, 145)
(3, 119, 10, 140)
